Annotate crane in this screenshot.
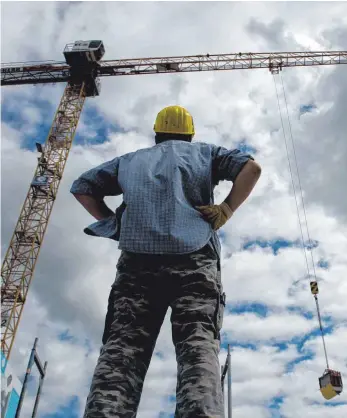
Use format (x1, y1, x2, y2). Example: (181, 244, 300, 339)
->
(1, 42, 347, 370)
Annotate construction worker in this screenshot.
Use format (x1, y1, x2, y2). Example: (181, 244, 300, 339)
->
(70, 105, 261, 418)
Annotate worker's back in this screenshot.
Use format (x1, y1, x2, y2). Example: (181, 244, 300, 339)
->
(72, 138, 252, 255)
(118, 140, 216, 254)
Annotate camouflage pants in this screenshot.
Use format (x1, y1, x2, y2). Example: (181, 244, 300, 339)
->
(83, 243, 225, 418)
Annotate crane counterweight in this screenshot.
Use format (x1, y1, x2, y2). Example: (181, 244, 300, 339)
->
(63, 40, 105, 66)
(63, 40, 104, 97)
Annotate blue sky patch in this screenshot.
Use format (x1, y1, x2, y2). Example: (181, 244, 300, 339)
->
(317, 259, 330, 270)
(1, 97, 56, 151)
(84, 339, 93, 357)
(159, 413, 174, 418)
(299, 104, 316, 115)
(311, 400, 347, 407)
(2, 106, 26, 130)
(217, 229, 226, 243)
(287, 306, 314, 320)
(157, 395, 176, 418)
(243, 239, 295, 255)
(75, 123, 110, 146)
(75, 104, 110, 146)
(1, 91, 125, 151)
(268, 395, 284, 409)
(221, 339, 257, 351)
(74, 102, 129, 146)
(305, 239, 318, 250)
(268, 395, 285, 418)
(272, 342, 288, 351)
(235, 139, 257, 155)
(290, 324, 334, 354)
(43, 396, 80, 418)
(227, 302, 269, 317)
(58, 329, 75, 342)
(168, 394, 176, 403)
(242, 238, 319, 255)
(285, 353, 314, 373)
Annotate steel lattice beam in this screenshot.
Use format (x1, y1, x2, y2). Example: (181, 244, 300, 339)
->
(1, 51, 346, 86)
(1, 83, 86, 360)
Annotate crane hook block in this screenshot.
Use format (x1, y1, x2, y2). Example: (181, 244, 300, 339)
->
(319, 369, 343, 400)
(310, 281, 319, 295)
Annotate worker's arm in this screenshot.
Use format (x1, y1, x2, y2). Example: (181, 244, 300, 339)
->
(70, 157, 122, 220)
(72, 194, 115, 221)
(223, 159, 261, 212)
(197, 147, 261, 230)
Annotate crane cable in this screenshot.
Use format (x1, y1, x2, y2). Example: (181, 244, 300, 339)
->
(272, 73, 330, 370)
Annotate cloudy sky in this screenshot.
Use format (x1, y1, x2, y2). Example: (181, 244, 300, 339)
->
(1, 1, 347, 417)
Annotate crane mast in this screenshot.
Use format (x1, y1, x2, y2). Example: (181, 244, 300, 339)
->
(1, 82, 86, 360)
(1, 42, 347, 362)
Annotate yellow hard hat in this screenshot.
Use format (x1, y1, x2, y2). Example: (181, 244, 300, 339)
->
(154, 105, 195, 137)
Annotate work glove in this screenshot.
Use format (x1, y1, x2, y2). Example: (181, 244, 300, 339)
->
(196, 202, 234, 231)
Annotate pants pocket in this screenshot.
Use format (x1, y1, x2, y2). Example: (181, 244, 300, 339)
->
(214, 291, 226, 340)
(102, 289, 115, 345)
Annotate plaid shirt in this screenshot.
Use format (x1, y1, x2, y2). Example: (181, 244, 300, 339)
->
(70, 140, 253, 256)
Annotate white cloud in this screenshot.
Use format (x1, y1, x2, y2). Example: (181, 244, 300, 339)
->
(1, 2, 347, 417)
(224, 312, 315, 343)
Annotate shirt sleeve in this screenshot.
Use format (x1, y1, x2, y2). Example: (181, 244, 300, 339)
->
(70, 157, 122, 198)
(211, 146, 254, 184)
